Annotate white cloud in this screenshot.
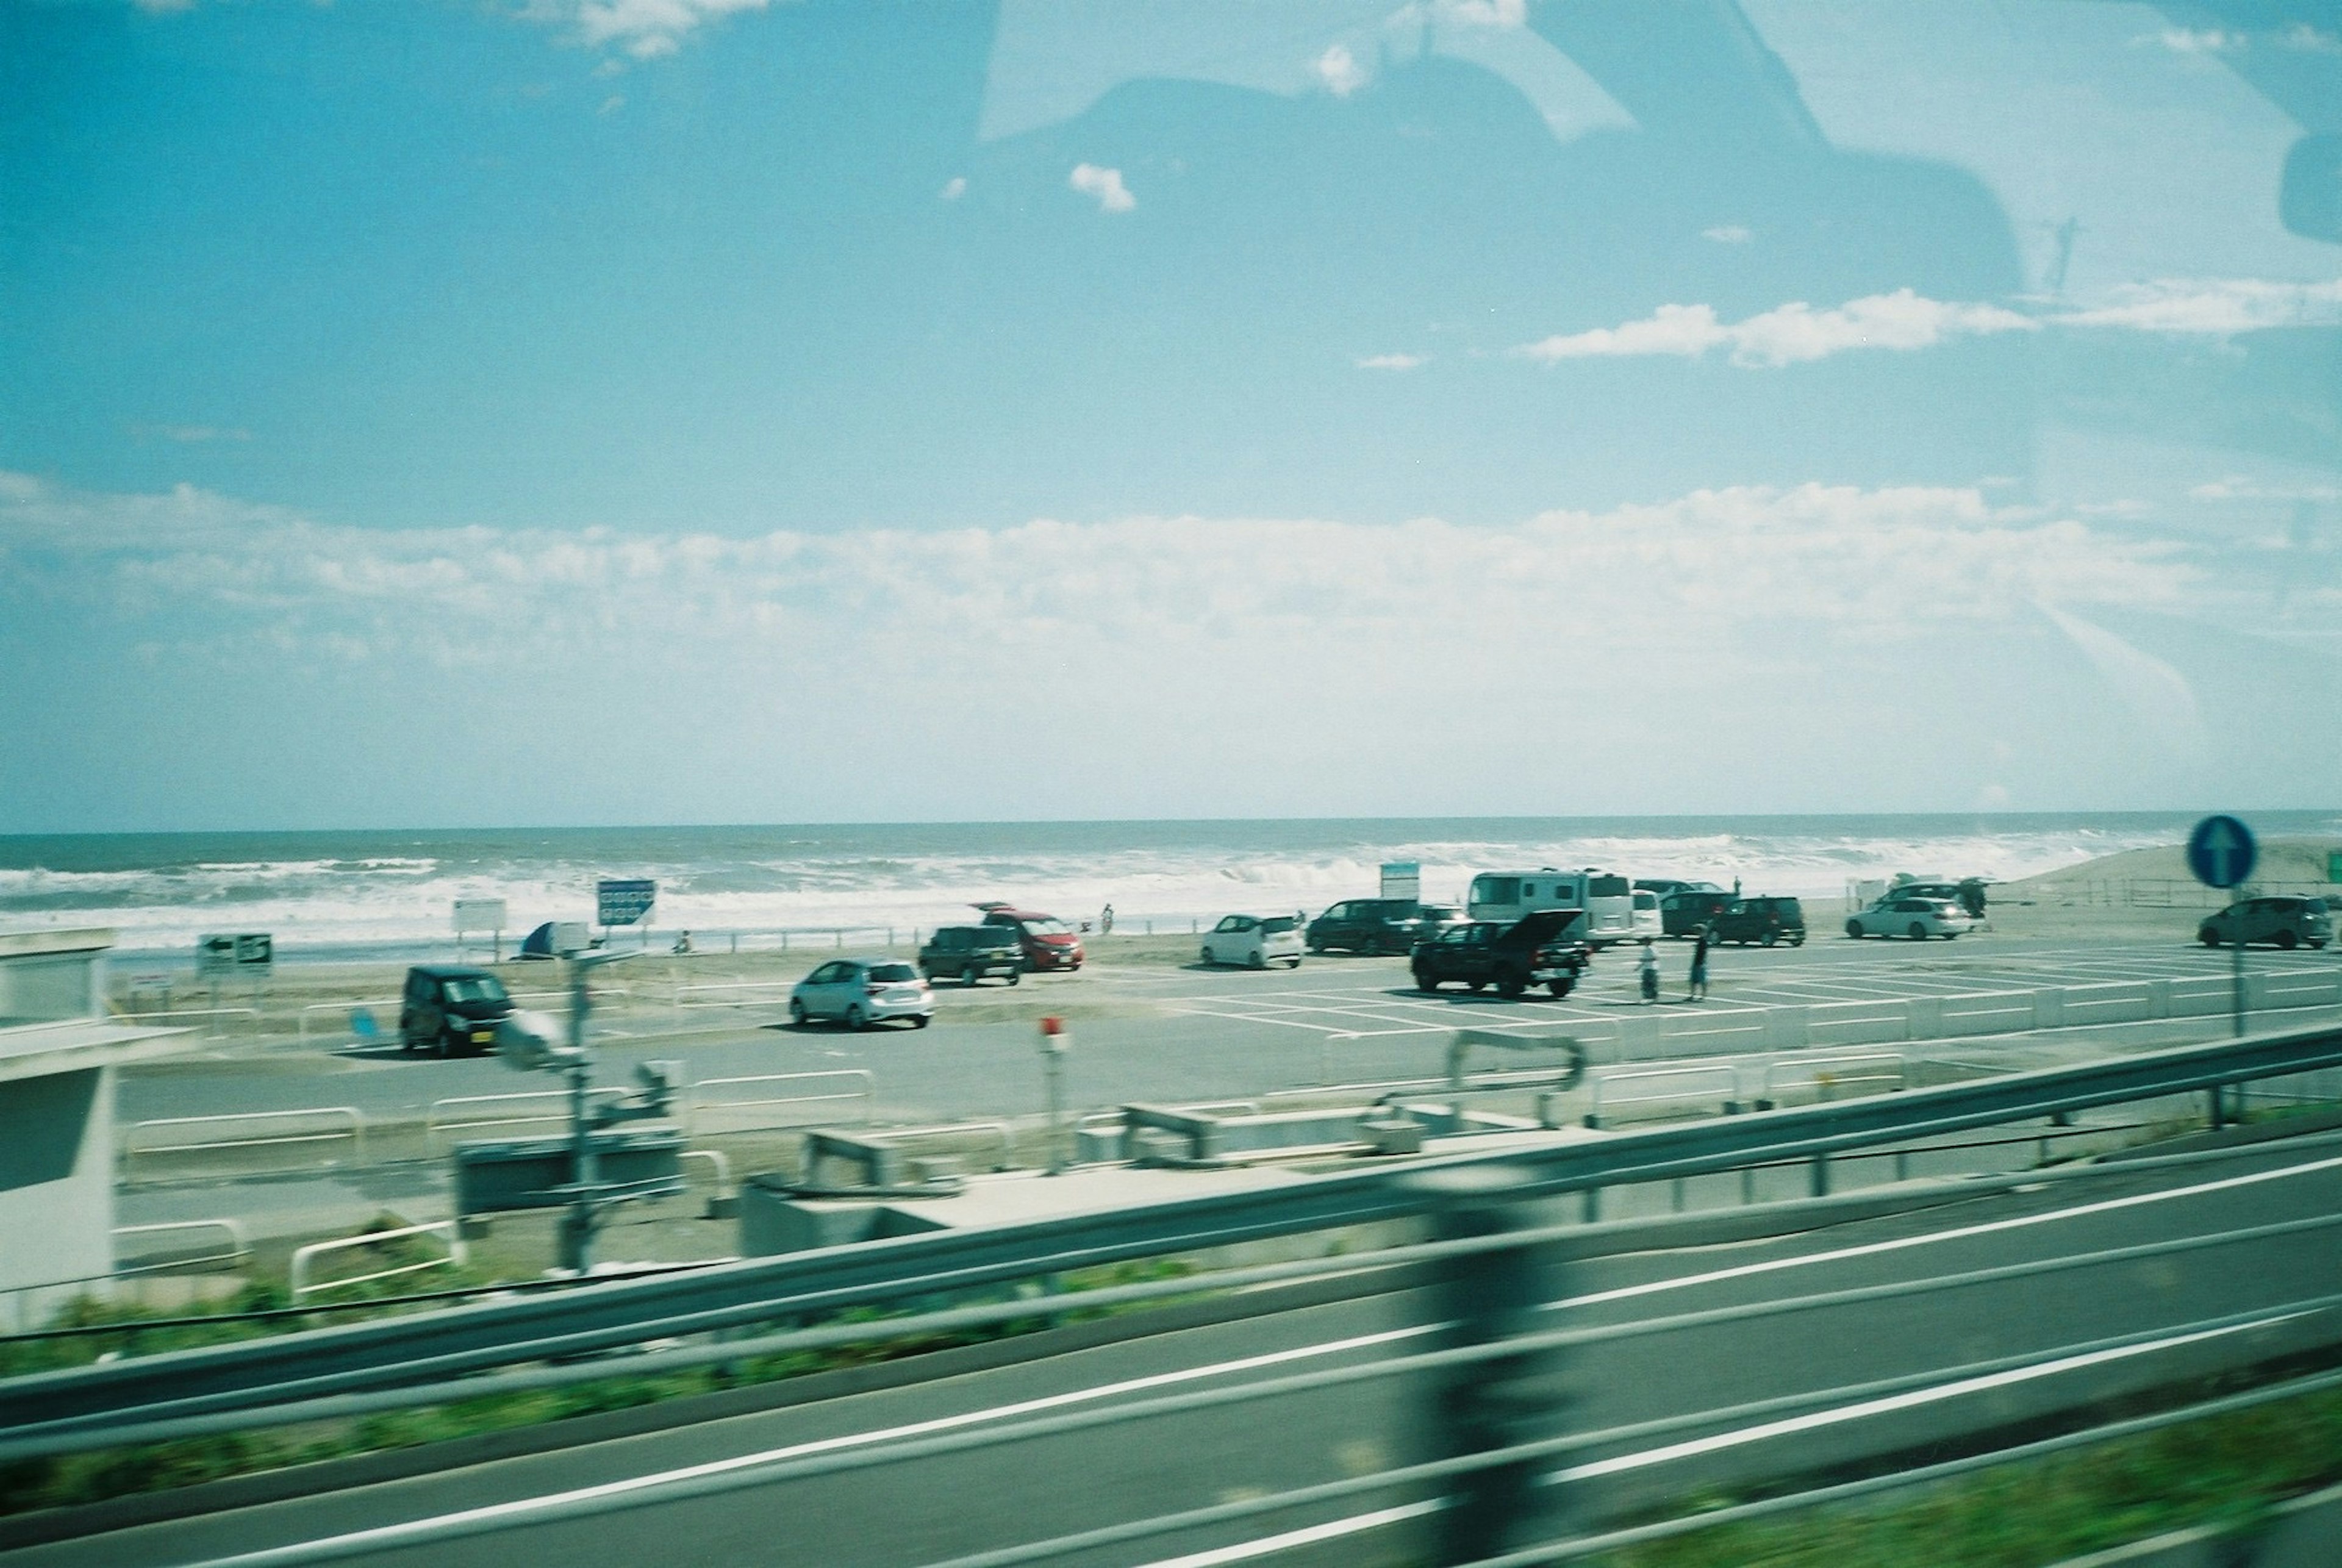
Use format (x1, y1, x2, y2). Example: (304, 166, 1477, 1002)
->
(598, 94, 626, 115)
(1356, 353, 1426, 370)
(1701, 225, 1752, 245)
(2040, 606, 2207, 761)
(2188, 477, 2342, 503)
(939, 176, 968, 201)
(2055, 277, 2342, 335)
(2283, 24, 2342, 53)
(2141, 27, 2244, 53)
(1517, 289, 2041, 368)
(1314, 43, 1367, 97)
(1069, 163, 1136, 213)
(522, 0, 770, 60)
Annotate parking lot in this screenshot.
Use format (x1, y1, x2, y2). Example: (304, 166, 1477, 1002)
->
(1126, 936, 2342, 1042)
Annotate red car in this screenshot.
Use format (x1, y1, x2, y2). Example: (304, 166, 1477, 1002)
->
(973, 903, 1085, 972)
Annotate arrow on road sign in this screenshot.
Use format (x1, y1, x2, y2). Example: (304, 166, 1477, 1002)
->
(2186, 814, 2258, 890)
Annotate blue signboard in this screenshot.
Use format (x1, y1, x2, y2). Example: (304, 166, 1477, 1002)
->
(596, 878, 657, 927)
(2185, 815, 2257, 890)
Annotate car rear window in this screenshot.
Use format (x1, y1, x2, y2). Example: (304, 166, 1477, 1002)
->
(1588, 876, 1630, 898)
(1261, 916, 1297, 934)
(868, 963, 919, 983)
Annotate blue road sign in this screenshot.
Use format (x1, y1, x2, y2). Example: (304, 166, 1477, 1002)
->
(2186, 815, 2257, 890)
(596, 878, 657, 926)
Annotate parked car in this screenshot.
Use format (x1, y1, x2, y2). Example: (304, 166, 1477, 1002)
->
(1414, 903, 1468, 940)
(1846, 896, 1975, 940)
(1711, 896, 1807, 947)
(1410, 911, 1592, 998)
(1200, 914, 1304, 969)
(1660, 889, 1736, 936)
(1305, 898, 1428, 954)
(973, 903, 1084, 971)
(1635, 879, 1725, 897)
(788, 959, 934, 1029)
(399, 965, 515, 1058)
(919, 925, 1025, 986)
(2199, 897, 2332, 950)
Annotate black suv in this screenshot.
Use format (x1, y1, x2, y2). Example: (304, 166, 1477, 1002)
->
(1660, 889, 1735, 936)
(919, 925, 1025, 986)
(1306, 898, 1428, 954)
(1410, 911, 1593, 999)
(1710, 896, 1807, 946)
(399, 965, 514, 1058)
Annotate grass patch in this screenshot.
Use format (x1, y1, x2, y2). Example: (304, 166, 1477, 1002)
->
(0, 1256, 1198, 1517)
(1602, 1378, 2342, 1567)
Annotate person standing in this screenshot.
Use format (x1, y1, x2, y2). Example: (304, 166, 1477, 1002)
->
(1688, 924, 1712, 1001)
(1101, 903, 1115, 936)
(1638, 938, 1660, 1004)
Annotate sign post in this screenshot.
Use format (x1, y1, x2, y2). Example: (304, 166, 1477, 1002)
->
(595, 879, 657, 950)
(2185, 814, 2258, 1054)
(454, 898, 509, 964)
(198, 934, 273, 1034)
(1039, 1015, 1070, 1175)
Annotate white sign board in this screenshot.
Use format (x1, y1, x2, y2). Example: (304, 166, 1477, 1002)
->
(453, 898, 509, 935)
(551, 921, 592, 958)
(1380, 861, 1422, 901)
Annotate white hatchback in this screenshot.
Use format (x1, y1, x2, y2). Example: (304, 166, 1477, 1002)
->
(789, 959, 934, 1029)
(1847, 896, 1976, 941)
(1200, 914, 1304, 969)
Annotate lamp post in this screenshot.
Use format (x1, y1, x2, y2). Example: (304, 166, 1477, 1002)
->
(493, 946, 646, 1276)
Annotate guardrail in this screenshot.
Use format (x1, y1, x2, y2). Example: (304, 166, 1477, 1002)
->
(684, 1071, 876, 1135)
(289, 1221, 467, 1301)
(13, 1021, 2342, 1445)
(1578, 1065, 1742, 1128)
(121, 1108, 365, 1179)
(111, 1220, 249, 1274)
(427, 1090, 628, 1155)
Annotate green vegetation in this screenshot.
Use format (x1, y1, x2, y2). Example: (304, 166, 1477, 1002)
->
(0, 1255, 1197, 1517)
(1602, 1380, 2342, 1568)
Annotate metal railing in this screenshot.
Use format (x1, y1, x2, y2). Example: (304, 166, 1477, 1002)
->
(683, 1070, 876, 1135)
(111, 1220, 249, 1273)
(121, 1108, 365, 1178)
(426, 1090, 628, 1154)
(289, 1221, 467, 1301)
(12, 1021, 2342, 1446)
(1578, 1065, 1742, 1128)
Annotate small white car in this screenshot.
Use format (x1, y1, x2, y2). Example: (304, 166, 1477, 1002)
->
(1200, 914, 1304, 969)
(1846, 896, 1975, 941)
(789, 959, 934, 1029)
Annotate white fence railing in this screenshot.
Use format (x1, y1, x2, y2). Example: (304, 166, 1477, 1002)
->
(426, 1089, 629, 1154)
(122, 1108, 365, 1178)
(683, 1071, 877, 1135)
(290, 1220, 466, 1301)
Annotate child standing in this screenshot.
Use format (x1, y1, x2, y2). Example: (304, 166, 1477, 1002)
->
(1638, 939, 1660, 1004)
(1688, 925, 1712, 1001)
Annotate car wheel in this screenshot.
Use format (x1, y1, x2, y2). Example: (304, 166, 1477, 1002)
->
(1466, 979, 1486, 992)
(1792, 934, 1806, 946)
(1286, 956, 1303, 968)
(1415, 968, 1439, 993)
(1201, 947, 1216, 967)
(1008, 970, 1021, 986)
(966, 968, 983, 987)
(1908, 922, 1928, 940)
(1761, 931, 1777, 948)
(1846, 920, 1865, 939)
(912, 1014, 930, 1029)
(1495, 972, 1525, 999)
(1250, 951, 1268, 970)
(2200, 928, 2221, 947)
(2277, 931, 2299, 950)
(437, 1030, 454, 1060)
(788, 999, 807, 1026)
(846, 1004, 869, 1031)
(1548, 978, 1574, 999)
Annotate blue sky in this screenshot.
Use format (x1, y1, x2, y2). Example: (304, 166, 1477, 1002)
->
(4, 0, 2340, 830)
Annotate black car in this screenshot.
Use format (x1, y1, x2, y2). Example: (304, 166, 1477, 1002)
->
(1410, 911, 1592, 999)
(1660, 889, 1736, 936)
(1710, 896, 1807, 946)
(918, 925, 1025, 986)
(1306, 898, 1428, 954)
(399, 964, 514, 1058)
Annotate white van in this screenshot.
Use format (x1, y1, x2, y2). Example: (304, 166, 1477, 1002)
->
(1466, 868, 1660, 947)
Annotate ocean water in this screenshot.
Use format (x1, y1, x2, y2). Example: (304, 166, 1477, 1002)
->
(5, 813, 2337, 964)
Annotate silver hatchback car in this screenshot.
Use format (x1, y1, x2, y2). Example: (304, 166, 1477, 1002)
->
(2199, 897, 2332, 950)
(789, 959, 934, 1029)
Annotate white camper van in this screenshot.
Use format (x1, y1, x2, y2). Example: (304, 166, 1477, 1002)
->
(1465, 868, 1660, 947)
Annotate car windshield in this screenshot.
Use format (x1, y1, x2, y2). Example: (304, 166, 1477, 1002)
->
(867, 963, 919, 983)
(1020, 917, 1072, 936)
(442, 976, 507, 1004)
(1419, 906, 1460, 921)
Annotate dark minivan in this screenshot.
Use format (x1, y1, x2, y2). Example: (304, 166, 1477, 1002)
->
(1306, 898, 1427, 954)
(1710, 897, 1807, 947)
(919, 925, 1026, 986)
(399, 964, 514, 1057)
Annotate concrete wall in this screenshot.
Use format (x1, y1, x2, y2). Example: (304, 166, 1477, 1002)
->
(0, 1065, 113, 1332)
